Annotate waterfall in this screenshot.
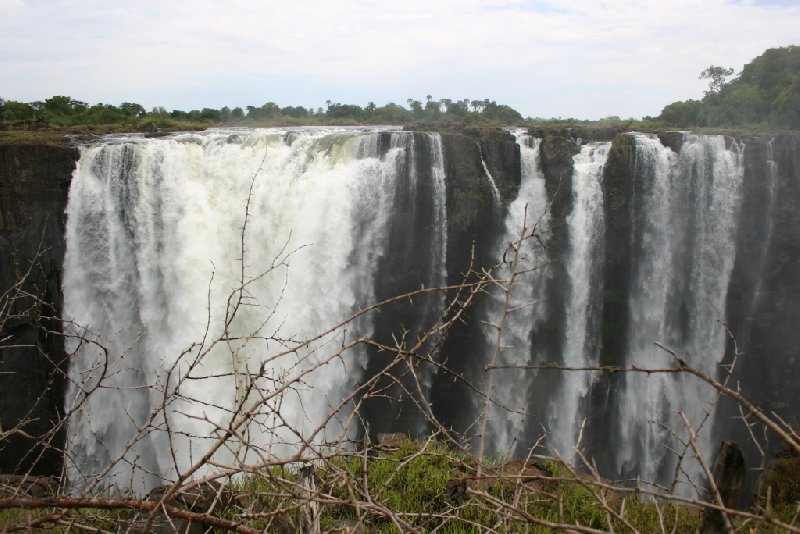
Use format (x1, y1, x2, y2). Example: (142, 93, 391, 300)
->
(749, 138, 779, 309)
(63, 128, 447, 494)
(481, 138, 608, 461)
(477, 142, 502, 210)
(617, 133, 744, 491)
(481, 131, 551, 455)
(550, 141, 608, 460)
(60, 126, 756, 496)
(476, 132, 745, 492)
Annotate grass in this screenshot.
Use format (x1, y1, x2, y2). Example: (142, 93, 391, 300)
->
(0, 506, 135, 532)
(3, 438, 800, 532)
(226, 439, 705, 533)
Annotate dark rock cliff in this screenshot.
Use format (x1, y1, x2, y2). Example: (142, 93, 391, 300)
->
(0, 143, 77, 475)
(429, 128, 523, 434)
(2, 129, 799, 484)
(719, 134, 800, 491)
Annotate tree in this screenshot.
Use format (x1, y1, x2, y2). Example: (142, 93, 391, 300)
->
(325, 103, 364, 119)
(281, 105, 309, 118)
(406, 98, 423, 115)
(247, 102, 281, 120)
(170, 109, 189, 120)
(424, 99, 440, 116)
(482, 101, 523, 123)
(445, 99, 469, 117)
(772, 77, 800, 129)
(657, 46, 800, 128)
(119, 102, 146, 118)
(700, 65, 735, 96)
(1, 100, 37, 121)
(42, 95, 88, 117)
(659, 99, 704, 127)
(716, 84, 769, 125)
(372, 102, 410, 123)
(82, 103, 126, 124)
(196, 108, 219, 122)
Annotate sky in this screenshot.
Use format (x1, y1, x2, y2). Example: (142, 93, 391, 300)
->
(1, 0, 799, 120)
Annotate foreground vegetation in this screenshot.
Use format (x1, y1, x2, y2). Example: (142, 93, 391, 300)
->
(2, 236, 798, 532)
(4, 436, 799, 532)
(230, 439, 704, 533)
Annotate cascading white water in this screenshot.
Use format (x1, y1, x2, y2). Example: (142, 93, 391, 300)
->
(481, 131, 551, 454)
(60, 125, 754, 496)
(477, 142, 502, 210)
(478, 132, 744, 490)
(482, 138, 608, 461)
(618, 133, 744, 491)
(748, 138, 779, 309)
(63, 127, 447, 494)
(421, 133, 448, 386)
(549, 141, 608, 460)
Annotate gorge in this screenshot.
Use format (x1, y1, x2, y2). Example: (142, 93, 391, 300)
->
(1, 126, 798, 499)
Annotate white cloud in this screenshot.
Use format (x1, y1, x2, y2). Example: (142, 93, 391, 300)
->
(1, 0, 798, 118)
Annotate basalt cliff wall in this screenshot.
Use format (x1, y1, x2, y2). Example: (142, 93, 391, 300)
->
(1, 129, 799, 490)
(0, 143, 77, 475)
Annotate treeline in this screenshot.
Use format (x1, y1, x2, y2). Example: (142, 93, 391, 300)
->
(656, 45, 800, 129)
(0, 95, 525, 128)
(4, 45, 797, 132)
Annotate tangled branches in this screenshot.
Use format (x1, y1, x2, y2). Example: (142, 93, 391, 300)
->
(1, 185, 799, 533)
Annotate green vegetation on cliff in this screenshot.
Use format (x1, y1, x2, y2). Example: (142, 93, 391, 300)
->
(658, 45, 800, 129)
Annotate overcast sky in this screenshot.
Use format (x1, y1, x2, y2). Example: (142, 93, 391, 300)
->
(1, 0, 798, 119)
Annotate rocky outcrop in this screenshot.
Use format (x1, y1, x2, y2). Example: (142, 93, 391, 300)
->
(597, 133, 636, 367)
(0, 143, 77, 476)
(718, 133, 800, 493)
(429, 128, 521, 432)
(701, 441, 745, 533)
(121, 480, 235, 534)
(440, 128, 520, 278)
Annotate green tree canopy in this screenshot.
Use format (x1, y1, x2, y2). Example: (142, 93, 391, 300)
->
(699, 65, 735, 96)
(660, 46, 800, 129)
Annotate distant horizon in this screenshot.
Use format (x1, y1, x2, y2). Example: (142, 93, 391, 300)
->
(2, 0, 799, 120)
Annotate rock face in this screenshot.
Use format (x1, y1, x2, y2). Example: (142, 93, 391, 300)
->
(0, 143, 77, 476)
(2, 128, 799, 494)
(584, 132, 800, 488)
(430, 128, 521, 431)
(718, 133, 800, 494)
(701, 441, 745, 533)
(121, 480, 234, 534)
